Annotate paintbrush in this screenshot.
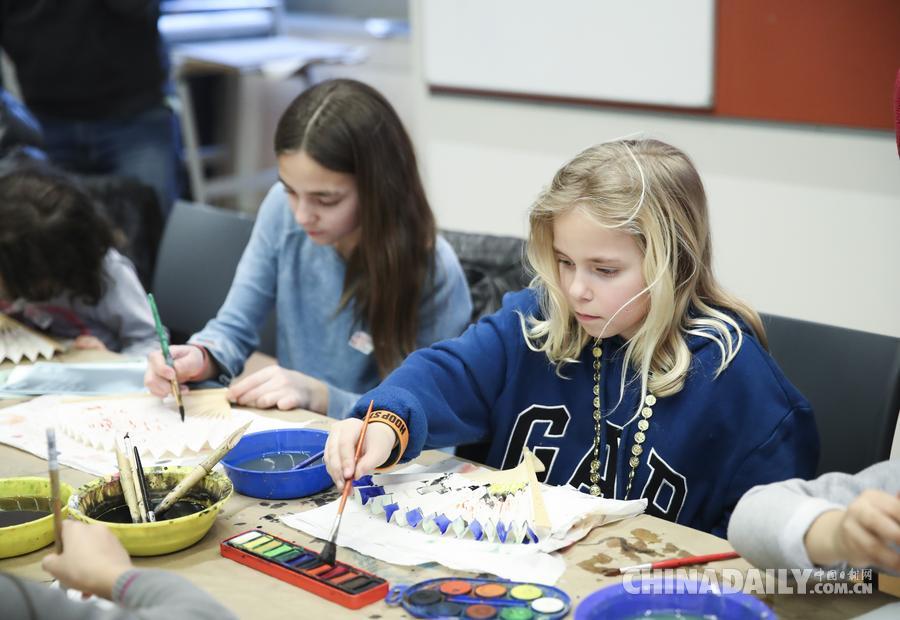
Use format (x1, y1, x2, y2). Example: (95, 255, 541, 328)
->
(320, 400, 375, 566)
(114, 437, 141, 524)
(609, 551, 741, 575)
(132, 445, 155, 523)
(152, 420, 251, 518)
(290, 448, 325, 470)
(46, 428, 63, 553)
(123, 434, 146, 522)
(147, 293, 184, 422)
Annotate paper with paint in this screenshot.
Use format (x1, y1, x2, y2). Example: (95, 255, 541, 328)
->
(281, 461, 646, 584)
(353, 450, 552, 544)
(0, 361, 148, 396)
(0, 391, 311, 476)
(0, 313, 63, 364)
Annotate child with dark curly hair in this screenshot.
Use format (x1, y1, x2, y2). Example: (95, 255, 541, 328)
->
(0, 166, 157, 354)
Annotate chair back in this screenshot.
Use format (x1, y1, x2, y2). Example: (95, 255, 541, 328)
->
(152, 201, 276, 355)
(761, 313, 900, 475)
(441, 230, 530, 323)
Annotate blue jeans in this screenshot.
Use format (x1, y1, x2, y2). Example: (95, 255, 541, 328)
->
(36, 104, 179, 218)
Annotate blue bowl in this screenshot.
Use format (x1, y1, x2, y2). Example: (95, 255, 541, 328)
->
(575, 578, 774, 619)
(220, 429, 332, 500)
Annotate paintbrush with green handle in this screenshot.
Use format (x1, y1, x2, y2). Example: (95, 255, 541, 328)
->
(146, 293, 184, 422)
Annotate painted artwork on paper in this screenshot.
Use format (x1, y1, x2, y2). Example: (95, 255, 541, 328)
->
(0, 390, 311, 476)
(352, 449, 552, 544)
(56, 390, 233, 457)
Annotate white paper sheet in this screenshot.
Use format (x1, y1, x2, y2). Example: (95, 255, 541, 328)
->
(0, 394, 311, 476)
(281, 464, 646, 584)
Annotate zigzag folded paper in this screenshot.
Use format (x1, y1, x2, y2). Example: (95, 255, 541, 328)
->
(0, 313, 63, 364)
(56, 389, 233, 459)
(352, 448, 552, 544)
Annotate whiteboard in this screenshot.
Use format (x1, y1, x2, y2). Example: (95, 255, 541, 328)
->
(421, 0, 716, 109)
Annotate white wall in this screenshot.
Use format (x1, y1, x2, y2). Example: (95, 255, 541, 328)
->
(409, 1, 900, 338)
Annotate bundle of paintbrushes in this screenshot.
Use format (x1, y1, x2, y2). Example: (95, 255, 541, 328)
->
(113, 421, 250, 523)
(114, 434, 154, 523)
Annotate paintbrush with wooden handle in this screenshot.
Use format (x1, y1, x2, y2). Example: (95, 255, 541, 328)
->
(152, 421, 251, 519)
(320, 400, 374, 566)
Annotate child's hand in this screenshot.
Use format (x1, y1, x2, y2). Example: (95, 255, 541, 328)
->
(144, 344, 207, 396)
(805, 490, 900, 571)
(227, 365, 329, 413)
(73, 335, 107, 351)
(324, 417, 396, 488)
(41, 520, 134, 600)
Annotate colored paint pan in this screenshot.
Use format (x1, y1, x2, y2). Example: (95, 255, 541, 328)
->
(220, 530, 388, 610)
(474, 583, 507, 598)
(388, 577, 571, 619)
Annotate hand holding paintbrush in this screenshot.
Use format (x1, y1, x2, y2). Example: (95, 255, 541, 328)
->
(46, 428, 63, 553)
(320, 400, 375, 566)
(146, 293, 185, 422)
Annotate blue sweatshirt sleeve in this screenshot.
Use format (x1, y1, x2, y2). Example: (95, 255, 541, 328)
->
(350, 291, 532, 461)
(711, 403, 819, 537)
(189, 185, 283, 380)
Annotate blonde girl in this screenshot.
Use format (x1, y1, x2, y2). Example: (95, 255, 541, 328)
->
(324, 139, 817, 536)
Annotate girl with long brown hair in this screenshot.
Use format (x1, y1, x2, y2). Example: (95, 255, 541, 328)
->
(145, 79, 471, 417)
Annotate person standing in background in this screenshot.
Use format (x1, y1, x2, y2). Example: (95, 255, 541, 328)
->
(0, 0, 178, 218)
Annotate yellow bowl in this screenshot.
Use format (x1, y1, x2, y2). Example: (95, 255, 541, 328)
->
(68, 466, 232, 556)
(0, 477, 73, 558)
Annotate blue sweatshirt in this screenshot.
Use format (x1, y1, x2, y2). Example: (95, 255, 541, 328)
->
(351, 289, 818, 537)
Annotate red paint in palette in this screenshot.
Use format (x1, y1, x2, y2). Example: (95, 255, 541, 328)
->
(220, 529, 388, 609)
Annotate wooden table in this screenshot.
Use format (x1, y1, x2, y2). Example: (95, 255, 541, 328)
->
(0, 353, 894, 619)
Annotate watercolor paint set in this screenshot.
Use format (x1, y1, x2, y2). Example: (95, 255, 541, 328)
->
(220, 529, 388, 609)
(387, 577, 571, 619)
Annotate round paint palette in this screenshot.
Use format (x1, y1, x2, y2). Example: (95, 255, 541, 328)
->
(388, 577, 571, 619)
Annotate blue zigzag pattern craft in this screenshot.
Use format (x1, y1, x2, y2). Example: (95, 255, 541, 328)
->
(352, 449, 551, 544)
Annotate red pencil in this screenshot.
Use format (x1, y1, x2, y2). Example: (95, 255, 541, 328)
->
(619, 551, 740, 573)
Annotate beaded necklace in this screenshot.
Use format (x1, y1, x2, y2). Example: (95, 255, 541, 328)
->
(588, 338, 656, 499)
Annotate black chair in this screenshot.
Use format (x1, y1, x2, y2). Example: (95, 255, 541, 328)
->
(441, 230, 530, 464)
(441, 229, 530, 323)
(761, 313, 900, 476)
(152, 200, 276, 355)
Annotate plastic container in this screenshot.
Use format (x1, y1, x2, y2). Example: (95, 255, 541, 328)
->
(575, 578, 775, 619)
(0, 477, 73, 558)
(220, 428, 331, 499)
(67, 466, 232, 556)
